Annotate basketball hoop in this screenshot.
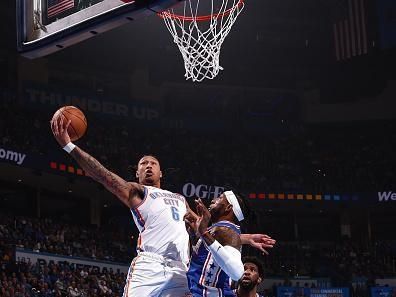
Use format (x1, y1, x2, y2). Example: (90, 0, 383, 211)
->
(158, 0, 244, 82)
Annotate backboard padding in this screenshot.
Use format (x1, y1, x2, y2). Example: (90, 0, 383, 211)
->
(17, 0, 183, 58)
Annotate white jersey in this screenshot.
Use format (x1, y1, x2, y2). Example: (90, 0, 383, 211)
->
(130, 186, 190, 265)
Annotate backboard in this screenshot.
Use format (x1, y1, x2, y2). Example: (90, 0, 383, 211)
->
(17, 0, 182, 58)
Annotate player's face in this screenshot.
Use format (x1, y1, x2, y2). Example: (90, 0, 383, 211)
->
(136, 156, 162, 186)
(239, 262, 261, 290)
(208, 193, 229, 219)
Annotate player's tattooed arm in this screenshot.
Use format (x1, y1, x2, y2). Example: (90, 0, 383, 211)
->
(70, 147, 144, 208)
(50, 115, 144, 208)
(212, 226, 242, 250)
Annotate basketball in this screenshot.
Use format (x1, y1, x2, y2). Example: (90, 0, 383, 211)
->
(52, 106, 87, 141)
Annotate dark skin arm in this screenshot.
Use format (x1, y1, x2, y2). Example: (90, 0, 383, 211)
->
(184, 198, 275, 254)
(204, 226, 241, 250)
(240, 234, 276, 255)
(184, 202, 199, 245)
(69, 147, 144, 208)
(50, 116, 144, 208)
(192, 198, 242, 249)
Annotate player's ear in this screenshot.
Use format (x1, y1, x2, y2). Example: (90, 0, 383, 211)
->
(258, 276, 262, 284)
(225, 203, 233, 213)
(135, 171, 139, 178)
(160, 171, 163, 178)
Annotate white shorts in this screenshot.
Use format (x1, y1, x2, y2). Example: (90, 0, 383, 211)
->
(123, 252, 191, 297)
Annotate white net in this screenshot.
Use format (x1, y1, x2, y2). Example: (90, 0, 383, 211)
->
(160, 0, 244, 82)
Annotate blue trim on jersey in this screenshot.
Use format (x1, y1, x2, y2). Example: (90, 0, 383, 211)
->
(131, 208, 145, 228)
(131, 186, 148, 210)
(210, 221, 241, 235)
(130, 187, 148, 228)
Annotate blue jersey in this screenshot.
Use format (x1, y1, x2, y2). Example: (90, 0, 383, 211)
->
(187, 220, 241, 297)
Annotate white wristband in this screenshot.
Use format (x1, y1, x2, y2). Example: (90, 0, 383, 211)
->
(63, 142, 76, 154)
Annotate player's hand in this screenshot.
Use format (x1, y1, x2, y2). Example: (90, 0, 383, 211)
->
(50, 115, 71, 147)
(195, 198, 211, 237)
(184, 210, 199, 237)
(243, 234, 276, 255)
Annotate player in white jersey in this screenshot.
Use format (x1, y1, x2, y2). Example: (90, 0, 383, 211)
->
(50, 116, 275, 297)
(127, 184, 191, 296)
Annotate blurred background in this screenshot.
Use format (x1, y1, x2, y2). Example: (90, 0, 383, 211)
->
(1, 0, 396, 296)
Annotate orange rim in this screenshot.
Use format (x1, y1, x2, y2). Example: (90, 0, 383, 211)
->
(158, 0, 244, 21)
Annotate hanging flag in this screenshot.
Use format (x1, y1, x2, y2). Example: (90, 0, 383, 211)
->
(47, 0, 75, 18)
(333, 0, 368, 61)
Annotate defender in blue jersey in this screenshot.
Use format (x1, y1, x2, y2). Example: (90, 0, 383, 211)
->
(185, 191, 247, 297)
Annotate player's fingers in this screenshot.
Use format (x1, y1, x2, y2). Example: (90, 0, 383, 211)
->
(65, 119, 71, 131)
(263, 238, 275, 243)
(59, 116, 64, 133)
(185, 218, 195, 228)
(196, 203, 202, 213)
(194, 201, 200, 210)
(186, 210, 198, 220)
(195, 199, 203, 209)
(260, 237, 275, 242)
(258, 235, 275, 243)
(184, 217, 191, 225)
(262, 249, 269, 256)
(195, 203, 204, 216)
(183, 212, 193, 221)
(50, 119, 56, 134)
(53, 116, 59, 135)
(197, 198, 208, 211)
(267, 239, 276, 244)
(187, 213, 196, 222)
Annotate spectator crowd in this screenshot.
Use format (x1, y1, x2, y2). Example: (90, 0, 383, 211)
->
(1, 89, 396, 296)
(0, 211, 395, 296)
(1, 90, 396, 194)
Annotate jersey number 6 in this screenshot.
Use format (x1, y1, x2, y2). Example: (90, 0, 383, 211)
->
(171, 206, 180, 221)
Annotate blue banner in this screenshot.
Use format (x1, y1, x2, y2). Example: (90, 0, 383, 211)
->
(277, 287, 301, 297)
(371, 287, 395, 297)
(0, 145, 88, 178)
(248, 191, 396, 204)
(377, 0, 396, 49)
(0, 146, 29, 167)
(20, 82, 160, 122)
(277, 287, 349, 297)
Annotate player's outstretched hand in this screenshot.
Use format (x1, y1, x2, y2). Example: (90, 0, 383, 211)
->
(184, 210, 198, 237)
(50, 115, 71, 147)
(244, 234, 276, 255)
(195, 198, 211, 237)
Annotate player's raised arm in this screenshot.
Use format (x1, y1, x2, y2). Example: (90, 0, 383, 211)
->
(50, 114, 144, 209)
